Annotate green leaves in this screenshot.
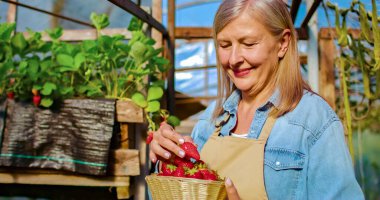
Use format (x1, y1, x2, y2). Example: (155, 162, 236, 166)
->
(41, 82, 57, 96)
(128, 17, 143, 31)
(147, 86, 163, 101)
(167, 116, 180, 127)
(46, 27, 63, 41)
(132, 92, 147, 108)
(11, 33, 27, 52)
(90, 12, 110, 31)
(146, 101, 160, 112)
(0, 23, 15, 41)
(57, 54, 74, 67)
(40, 98, 53, 107)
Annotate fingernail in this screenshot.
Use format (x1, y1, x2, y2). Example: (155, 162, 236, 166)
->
(164, 152, 171, 159)
(179, 138, 184, 144)
(179, 150, 185, 157)
(226, 177, 232, 186)
(151, 158, 156, 163)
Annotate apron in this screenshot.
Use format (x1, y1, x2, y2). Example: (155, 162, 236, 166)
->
(200, 113, 276, 200)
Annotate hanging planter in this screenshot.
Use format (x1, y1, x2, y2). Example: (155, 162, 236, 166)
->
(0, 13, 178, 175)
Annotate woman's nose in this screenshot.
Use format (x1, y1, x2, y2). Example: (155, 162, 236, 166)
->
(228, 46, 244, 67)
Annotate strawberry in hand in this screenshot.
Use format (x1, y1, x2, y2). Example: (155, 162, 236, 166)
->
(180, 142, 200, 161)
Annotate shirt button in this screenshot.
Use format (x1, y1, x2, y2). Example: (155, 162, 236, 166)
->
(275, 161, 281, 166)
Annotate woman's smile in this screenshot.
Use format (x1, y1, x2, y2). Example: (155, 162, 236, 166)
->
(232, 67, 254, 78)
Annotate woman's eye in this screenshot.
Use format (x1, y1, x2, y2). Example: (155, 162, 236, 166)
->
(243, 43, 256, 47)
(219, 43, 230, 48)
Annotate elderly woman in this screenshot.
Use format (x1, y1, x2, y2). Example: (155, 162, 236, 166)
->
(149, 0, 364, 199)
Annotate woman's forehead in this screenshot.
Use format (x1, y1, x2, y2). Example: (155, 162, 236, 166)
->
(216, 13, 267, 40)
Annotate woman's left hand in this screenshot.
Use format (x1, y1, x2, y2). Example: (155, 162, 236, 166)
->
(225, 178, 240, 200)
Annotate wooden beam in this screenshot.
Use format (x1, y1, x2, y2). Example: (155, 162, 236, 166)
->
(290, 0, 302, 22)
(1, 0, 93, 28)
(318, 37, 336, 109)
(175, 65, 216, 72)
(175, 27, 212, 39)
(175, 27, 308, 40)
(22, 28, 132, 42)
(0, 169, 130, 186)
(319, 27, 361, 40)
(301, 0, 323, 28)
(107, 0, 168, 37)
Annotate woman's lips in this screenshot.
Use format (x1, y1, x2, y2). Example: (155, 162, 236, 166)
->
(233, 68, 253, 77)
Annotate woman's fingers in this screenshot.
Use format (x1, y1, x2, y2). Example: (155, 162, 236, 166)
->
(149, 149, 157, 163)
(150, 139, 172, 159)
(160, 123, 185, 145)
(183, 136, 194, 143)
(225, 178, 240, 200)
(149, 123, 186, 160)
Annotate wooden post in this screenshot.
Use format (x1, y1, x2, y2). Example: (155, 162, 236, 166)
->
(318, 35, 336, 109)
(6, 0, 17, 23)
(167, 0, 176, 114)
(152, 0, 163, 50)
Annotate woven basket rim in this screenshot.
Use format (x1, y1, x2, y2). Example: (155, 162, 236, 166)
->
(146, 174, 225, 185)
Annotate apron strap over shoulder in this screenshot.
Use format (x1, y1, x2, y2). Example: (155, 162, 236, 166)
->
(212, 112, 231, 136)
(258, 114, 276, 140)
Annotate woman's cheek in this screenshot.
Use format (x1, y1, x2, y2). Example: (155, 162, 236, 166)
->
(217, 49, 230, 66)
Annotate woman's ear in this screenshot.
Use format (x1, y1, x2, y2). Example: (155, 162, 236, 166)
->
(278, 29, 291, 58)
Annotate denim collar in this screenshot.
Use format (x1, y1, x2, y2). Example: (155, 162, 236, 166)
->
(222, 88, 280, 114)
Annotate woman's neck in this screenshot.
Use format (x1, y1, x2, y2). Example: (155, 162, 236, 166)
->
(240, 82, 276, 109)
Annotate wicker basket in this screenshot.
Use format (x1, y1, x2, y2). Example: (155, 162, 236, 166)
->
(146, 174, 227, 200)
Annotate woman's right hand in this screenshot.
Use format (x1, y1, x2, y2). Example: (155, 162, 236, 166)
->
(148, 122, 193, 163)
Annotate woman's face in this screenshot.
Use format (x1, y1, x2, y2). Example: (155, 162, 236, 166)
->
(216, 11, 281, 93)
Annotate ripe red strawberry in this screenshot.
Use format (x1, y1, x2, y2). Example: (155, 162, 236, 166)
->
(7, 92, 14, 99)
(200, 169, 218, 180)
(172, 156, 194, 169)
(186, 167, 203, 179)
(172, 166, 186, 177)
(146, 131, 153, 144)
(33, 95, 41, 106)
(161, 162, 176, 176)
(180, 142, 200, 161)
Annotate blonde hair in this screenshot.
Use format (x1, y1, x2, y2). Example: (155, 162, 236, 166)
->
(212, 0, 312, 119)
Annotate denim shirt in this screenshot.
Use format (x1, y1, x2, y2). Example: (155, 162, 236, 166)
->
(191, 90, 364, 200)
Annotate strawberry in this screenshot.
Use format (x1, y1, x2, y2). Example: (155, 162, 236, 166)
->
(180, 142, 200, 161)
(146, 131, 153, 144)
(173, 156, 194, 169)
(33, 95, 41, 107)
(7, 92, 14, 99)
(200, 169, 218, 181)
(186, 167, 203, 179)
(161, 162, 176, 176)
(172, 166, 186, 177)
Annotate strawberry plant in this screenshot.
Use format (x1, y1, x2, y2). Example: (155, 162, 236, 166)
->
(0, 13, 180, 130)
